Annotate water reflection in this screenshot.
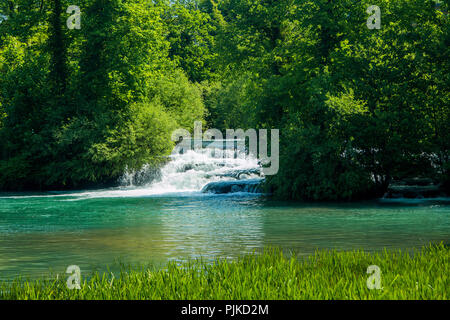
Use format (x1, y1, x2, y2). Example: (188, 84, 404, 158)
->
(0, 194, 449, 280)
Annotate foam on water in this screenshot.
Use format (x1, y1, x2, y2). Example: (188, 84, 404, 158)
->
(0, 146, 262, 200)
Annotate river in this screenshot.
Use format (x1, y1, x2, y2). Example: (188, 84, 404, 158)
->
(0, 145, 449, 280)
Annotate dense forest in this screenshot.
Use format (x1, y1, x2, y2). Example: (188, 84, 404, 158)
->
(0, 0, 448, 200)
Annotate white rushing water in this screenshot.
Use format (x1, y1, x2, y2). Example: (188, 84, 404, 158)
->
(118, 146, 263, 196)
(0, 141, 263, 199)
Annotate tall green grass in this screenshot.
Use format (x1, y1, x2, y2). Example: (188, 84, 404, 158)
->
(1, 244, 448, 300)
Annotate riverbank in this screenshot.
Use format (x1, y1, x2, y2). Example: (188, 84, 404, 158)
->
(1, 244, 448, 300)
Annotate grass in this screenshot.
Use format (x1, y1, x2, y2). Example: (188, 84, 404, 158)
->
(1, 244, 448, 300)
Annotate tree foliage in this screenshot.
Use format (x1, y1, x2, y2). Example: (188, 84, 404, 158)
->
(208, 0, 449, 200)
(0, 0, 448, 198)
(0, 0, 205, 190)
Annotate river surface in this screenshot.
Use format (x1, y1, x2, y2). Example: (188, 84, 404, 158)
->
(0, 146, 449, 280)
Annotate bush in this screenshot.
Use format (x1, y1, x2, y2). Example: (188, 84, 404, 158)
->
(149, 69, 205, 130)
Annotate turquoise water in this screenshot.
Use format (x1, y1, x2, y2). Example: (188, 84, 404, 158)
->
(0, 190, 449, 280)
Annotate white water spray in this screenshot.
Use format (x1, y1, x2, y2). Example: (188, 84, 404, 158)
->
(120, 145, 263, 195)
(0, 141, 263, 200)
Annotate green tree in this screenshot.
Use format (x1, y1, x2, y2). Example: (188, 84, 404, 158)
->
(161, 0, 218, 83)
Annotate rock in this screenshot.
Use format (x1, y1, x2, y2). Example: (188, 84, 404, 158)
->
(384, 184, 446, 199)
(201, 178, 263, 194)
(204, 168, 262, 180)
(400, 177, 435, 186)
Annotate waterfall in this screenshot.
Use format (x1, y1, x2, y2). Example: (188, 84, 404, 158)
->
(119, 140, 264, 196)
(0, 140, 264, 200)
